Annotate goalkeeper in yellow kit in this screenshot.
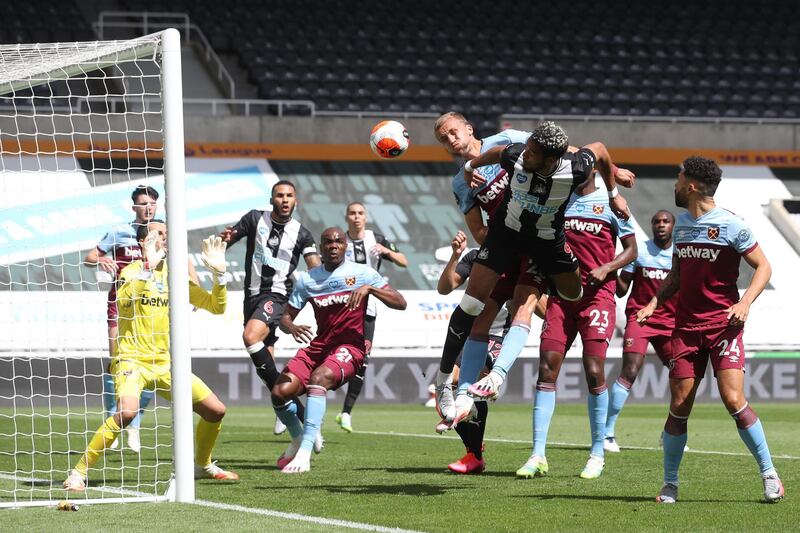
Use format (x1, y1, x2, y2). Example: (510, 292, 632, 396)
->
(64, 220, 239, 491)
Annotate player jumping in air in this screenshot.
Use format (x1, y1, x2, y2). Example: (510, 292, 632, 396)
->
(271, 227, 407, 473)
(638, 156, 784, 504)
(604, 210, 678, 453)
(516, 170, 637, 480)
(452, 123, 634, 425)
(335, 201, 407, 433)
(64, 221, 238, 491)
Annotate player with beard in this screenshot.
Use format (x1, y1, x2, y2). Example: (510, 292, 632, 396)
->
(638, 156, 783, 504)
(221, 180, 320, 434)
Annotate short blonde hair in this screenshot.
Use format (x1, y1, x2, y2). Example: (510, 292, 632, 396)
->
(433, 111, 469, 133)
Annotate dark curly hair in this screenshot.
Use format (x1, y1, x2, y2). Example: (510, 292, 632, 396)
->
(530, 121, 569, 159)
(682, 156, 722, 196)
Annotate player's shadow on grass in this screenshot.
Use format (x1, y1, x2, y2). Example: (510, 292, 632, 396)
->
(304, 483, 468, 497)
(515, 493, 654, 503)
(355, 466, 516, 478)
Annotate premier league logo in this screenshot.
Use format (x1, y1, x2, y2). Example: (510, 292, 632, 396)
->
(328, 280, 341, 289)
(155, 280, 165, 292)
(516, 172, 528, 184)
(707, 226, 720, 240)
(592, 204, 604, 215)
(345, 276, 356, 287)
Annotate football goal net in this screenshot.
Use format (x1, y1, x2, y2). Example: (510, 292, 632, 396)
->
(0, 28, 194, 508)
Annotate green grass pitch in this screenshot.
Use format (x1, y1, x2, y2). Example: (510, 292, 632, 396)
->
(3, 403, 797, 532)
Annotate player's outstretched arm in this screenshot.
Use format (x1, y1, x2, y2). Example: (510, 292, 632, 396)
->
(189, 235, 229, 314)
(637, 255, 680, 324)
(85, 248, 117, 274)
(349, 284, 407, 311)
(727, 246, 772, 325)
(279, 305, 314, 343)
(464, 145, 504, 189)
(437, 231, 467, 295)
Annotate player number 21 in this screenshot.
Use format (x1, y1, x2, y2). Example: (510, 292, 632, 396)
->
(335, 347, 353, 363)
(589, 309, 609, 328)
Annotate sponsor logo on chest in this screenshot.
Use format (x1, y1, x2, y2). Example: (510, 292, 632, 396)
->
(676, 245, 720, 262)
(476, 173, 509, 204)
(564, 218, 603, 234)
(313, 293, 350, 307)
(641, 267, 669, 280)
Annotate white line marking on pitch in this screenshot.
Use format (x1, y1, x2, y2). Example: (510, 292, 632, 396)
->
(193, 499, 425, 533)
(350, 430, 800, 460)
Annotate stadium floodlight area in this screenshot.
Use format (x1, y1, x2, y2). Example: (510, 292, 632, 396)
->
(0, 29, 194, 508)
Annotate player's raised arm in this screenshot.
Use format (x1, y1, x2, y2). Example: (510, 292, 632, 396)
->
(727, 245, 772, 325)
(279, 305, 314, 344)
(583, 141, 630, 220)
(464, 145, 504, 189)
(437, 231, 468, 295)
(637, 254, 681, 324)
(189, 235, 229, 315)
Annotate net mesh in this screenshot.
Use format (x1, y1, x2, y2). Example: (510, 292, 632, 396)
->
(0, 33, 173, 507)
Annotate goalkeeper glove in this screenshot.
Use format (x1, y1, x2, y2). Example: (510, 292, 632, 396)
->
(142, 230, 166, 271)
(201, 235, 228, 277)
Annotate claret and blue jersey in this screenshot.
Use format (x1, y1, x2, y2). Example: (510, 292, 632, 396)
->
(451, 129, 531, 218)
(672, 206, 758, 329)
(622, 239, 677, 328)
(289, 261, 388, 349)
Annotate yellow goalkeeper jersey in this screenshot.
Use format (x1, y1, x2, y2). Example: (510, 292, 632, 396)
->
(115, 260, 226, 364)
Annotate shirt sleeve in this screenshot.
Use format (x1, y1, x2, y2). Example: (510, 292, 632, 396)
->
(366, 267, 389, 289)
(572, 148, 596, 183)
(727, 216, 758, 254)
(375, 233, 398, 253)
(612, 212, 636, 240)
(500, 143, 525, 176)
(288, 275, 308, 309)
(96, 229, 118, 254)
(188, 279, 227, 315)
(621, 260, 636, 274)
(300, 228, 318, 256)
(452, 173, 477, 214)
(455, 249, 478, 279)
(228, 210, 257, 246)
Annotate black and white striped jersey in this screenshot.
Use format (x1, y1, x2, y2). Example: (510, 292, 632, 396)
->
(493, 143, 595, 241)
(345, 229, 398, 317)
(228, 209, 317, 299)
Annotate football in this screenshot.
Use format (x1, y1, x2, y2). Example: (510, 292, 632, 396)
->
(369, 120, 410, 159)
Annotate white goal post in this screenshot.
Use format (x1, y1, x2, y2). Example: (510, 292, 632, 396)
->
(0, 28, 193, 507)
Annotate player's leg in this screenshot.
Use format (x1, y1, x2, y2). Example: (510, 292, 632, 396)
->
(517, 348, 566, 478)
(470, 264, 546, 400)
(436, 233, 508, 420)
(192, 383, 239, 481)
(65, 362, 145, 491)
(338, 315, 375, 432)
(282, 346, 360, 473)
(272, 352, 310, 468)
(450, 400, 488, 474)
(580, 343, 609, 479)
(656, 376, 699, 503)
(448, 298, 502, 426)
(712, 328, 783, 502)
(604, 349, 645, 452)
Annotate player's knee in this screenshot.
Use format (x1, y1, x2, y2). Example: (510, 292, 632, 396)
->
(243, 328, 268, 347)
(720, 389, 746, 414)
(621, 363, 641, 384)
(459, 293, 485, 316)
(309, 371, 335, 390)
(117, 408, 137, 427)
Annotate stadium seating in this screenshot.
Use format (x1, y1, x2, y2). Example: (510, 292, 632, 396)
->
(112, 0, 799, 134)
(5, 1, 800, 136)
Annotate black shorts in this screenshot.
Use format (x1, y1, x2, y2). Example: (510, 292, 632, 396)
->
(243, 292, 287, 347)
(475, 225, 578, 278)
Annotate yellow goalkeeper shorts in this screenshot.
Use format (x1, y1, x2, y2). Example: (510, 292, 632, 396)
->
(112, 359, 213, 404)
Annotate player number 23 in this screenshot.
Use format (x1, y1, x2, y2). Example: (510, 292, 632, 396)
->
(589, 309, 609, 329)
(335, 347, 353, 363)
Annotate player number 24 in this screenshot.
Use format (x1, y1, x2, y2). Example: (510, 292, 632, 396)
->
(716, 338, 741, 357)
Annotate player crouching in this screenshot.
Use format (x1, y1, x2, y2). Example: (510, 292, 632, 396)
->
(271, 227, 407, 473)
(64, 222, 238, 491)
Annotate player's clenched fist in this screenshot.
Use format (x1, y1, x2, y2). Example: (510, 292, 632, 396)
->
(201, 234, 228, 275)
